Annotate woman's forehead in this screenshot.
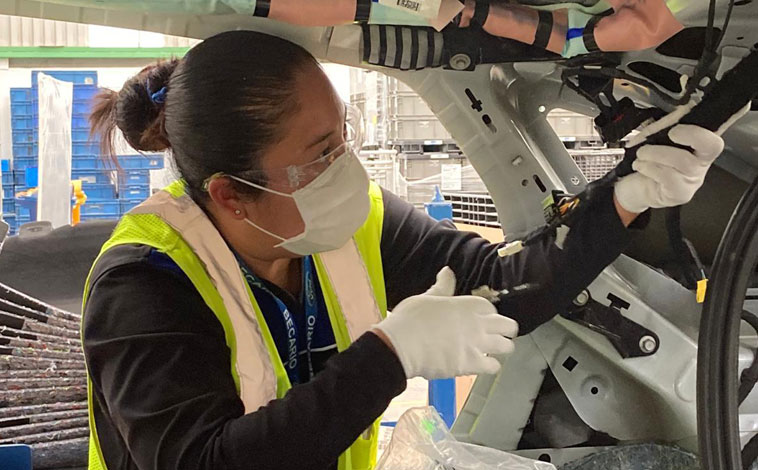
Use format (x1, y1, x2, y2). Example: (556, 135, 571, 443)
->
(258, 70, 344, 169)
(283, 71, 345, 146)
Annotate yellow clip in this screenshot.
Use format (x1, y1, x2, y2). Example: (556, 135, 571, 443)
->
(697, 279, 708, 304)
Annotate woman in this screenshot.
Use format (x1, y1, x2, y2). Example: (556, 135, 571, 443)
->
(84, 30, 725, 470)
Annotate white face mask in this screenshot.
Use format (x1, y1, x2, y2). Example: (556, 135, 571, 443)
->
(229, 147, 371, 256)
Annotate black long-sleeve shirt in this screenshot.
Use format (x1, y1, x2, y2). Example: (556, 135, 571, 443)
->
(83, 185, 638, 470)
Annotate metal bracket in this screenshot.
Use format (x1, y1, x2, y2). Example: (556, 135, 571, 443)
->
(563, 290, 660, 358)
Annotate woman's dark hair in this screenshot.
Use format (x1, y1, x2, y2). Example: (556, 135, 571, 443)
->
(89, 30, 319, 203)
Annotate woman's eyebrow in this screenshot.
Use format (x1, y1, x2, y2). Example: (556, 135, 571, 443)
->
(306, 130, 334, 149)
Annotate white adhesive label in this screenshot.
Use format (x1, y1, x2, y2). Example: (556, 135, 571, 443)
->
(376, 0, 443, 19)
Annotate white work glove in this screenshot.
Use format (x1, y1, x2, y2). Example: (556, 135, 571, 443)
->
(614, 124, 724, 214)
(616, 103, 750, 214)
(373, 267, 518, 380)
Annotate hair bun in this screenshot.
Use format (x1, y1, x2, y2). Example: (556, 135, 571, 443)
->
(89, 58, 179, 157)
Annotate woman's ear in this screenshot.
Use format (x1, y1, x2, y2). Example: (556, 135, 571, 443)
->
(206, 177, 248, 219)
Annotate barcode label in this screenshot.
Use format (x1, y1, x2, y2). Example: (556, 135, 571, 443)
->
(396, 0, 420, 12)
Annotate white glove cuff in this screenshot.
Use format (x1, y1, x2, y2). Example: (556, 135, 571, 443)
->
(614, 174, 650, 214)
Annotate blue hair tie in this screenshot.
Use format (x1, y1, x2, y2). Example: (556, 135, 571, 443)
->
(150, 86, 168, 105)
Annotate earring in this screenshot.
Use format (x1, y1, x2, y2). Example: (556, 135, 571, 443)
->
(234, 209, 241, 215)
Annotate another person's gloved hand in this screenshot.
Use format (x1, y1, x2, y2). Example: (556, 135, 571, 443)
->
(614, 124, 724, 214)
(372, 267, 518, 380)
(615, 103, 750, 214)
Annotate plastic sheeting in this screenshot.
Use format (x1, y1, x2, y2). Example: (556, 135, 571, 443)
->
(37, 73, 73, 229)
(377, 407, 556, 470)
(558, 444, 699, 470)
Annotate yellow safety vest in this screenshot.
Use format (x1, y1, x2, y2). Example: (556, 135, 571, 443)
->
(81, 180, 388, 470)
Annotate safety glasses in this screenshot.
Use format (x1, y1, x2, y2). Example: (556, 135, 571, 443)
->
(204, 103, 364, 193)
(344, 101, 364, 155)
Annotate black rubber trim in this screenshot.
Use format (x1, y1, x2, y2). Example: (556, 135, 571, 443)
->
(627, 61, 684, 94)
(394, 26, 403, 69)
(582, 15, 602, 52)
(410, 29, 420, 69)
(533, 10, 553, 49)
(657, 27, 723, 61)
(379, 26, 388, 66)
(739, 311, 758, 405)
(253, 0, 270, 18)
(355, 0, 372, 22)
(472, 0, 490, 27)
(362, 24, 372, 63)
(583, 9, 611, 52)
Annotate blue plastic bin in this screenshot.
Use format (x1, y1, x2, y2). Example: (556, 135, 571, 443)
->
(80, 213, 120, 222)
(13, 143, 38, 158)
(16, 194, 78, 221)
(2, 184, 15, 199)
(118, 170, 150, 186)
(98, 154, 164, 170)
(72, 142, 100, 156)
(73, 169, 113, 185)
(73, 85, 100, 100)
(11, 116, 37, 130)
(24, 167, 38, 188)
(1, 160, 12, 185)
(119, 199, 141, 214)
(82, 184, 117, 199)
(10, 102, 36, 117)
(14, 196, 35, 219)
(0, 443, 32, 470)
(32, 70, 97, 86)
(72, 129, 99, 143)
(72, 101, 93, 115)
(81, 200, 120, 216)
(71, 156, 99, 170)
(72, 116, 89, 129)
(10, 88, 35, 102)
(12, 171, 26, 186)
(2, 199, 15, 213)
(120, 185, 150, 200)
(13, 157, 38, 171)
(12, 129, 37, 144)
(3, 213, 18, 232)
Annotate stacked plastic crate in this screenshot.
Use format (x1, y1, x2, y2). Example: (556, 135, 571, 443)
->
(1, 160, 17, 232)
(7, 70, 165, 234)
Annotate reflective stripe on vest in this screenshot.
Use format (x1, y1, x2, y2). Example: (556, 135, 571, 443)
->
(82, 180, 387, 470)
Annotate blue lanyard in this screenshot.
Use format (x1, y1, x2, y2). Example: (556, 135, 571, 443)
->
(237, 255, 319, 385)
(302, 256, 318, 381)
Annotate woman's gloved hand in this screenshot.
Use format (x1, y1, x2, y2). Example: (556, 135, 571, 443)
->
(615, 103, 750, 215)
(372, 267, 518, 380)
(614, 124, 725, 214)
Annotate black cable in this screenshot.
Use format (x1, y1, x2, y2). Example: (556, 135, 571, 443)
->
(665, 206, 703, 290)
(716, 0, 736, 51)
(681, 0, 718, 100)
(561, 66, 685, 106)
